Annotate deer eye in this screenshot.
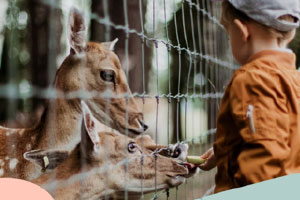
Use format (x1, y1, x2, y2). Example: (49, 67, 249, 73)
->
(128, 142, 138, 153)
(100, 70, 115, 83)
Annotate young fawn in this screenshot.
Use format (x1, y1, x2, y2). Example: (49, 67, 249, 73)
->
(24, 102, 188, 200)
(0, 7, 147, 180)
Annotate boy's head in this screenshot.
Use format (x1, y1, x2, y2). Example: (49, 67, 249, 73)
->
(221, 0, 300, 64)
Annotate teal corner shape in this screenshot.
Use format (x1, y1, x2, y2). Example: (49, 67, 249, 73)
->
(196, 173, 300, 200)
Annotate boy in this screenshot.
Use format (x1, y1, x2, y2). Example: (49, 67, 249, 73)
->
(198, 0, 300, 193)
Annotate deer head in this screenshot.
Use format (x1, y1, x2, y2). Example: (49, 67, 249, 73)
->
(54, 7, 147, 137)
(24, 102, 187, 199)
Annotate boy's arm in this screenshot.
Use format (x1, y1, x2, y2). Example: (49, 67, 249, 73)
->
(230, 71, 290, 185)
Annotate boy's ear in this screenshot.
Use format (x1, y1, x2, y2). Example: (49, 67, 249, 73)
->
(234, 19, 249, 42)
(23, 150, 69, 171)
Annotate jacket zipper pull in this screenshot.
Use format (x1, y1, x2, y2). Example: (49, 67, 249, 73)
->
(246, 105, 256, 134)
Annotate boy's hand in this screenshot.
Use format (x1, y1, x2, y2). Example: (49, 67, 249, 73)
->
(198, 147, 216, 171)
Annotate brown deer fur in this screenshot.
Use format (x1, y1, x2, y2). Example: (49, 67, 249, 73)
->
(24, 102, 188, 200)
(0, 8, 147, 180)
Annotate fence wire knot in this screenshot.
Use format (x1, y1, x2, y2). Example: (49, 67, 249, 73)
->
(177, 47, 182, 55)
(1, 1, 233, 198)
(141, 34, 145, 43)
(166, 41, 171, 52)
(155, 95, 160, 105)
(154, 40, 158, 48)
(167, 94, 172, 104)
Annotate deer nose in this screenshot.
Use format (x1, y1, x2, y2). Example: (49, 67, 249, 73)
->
(172, 143, 188, 161)
(138, 119, 148, 131)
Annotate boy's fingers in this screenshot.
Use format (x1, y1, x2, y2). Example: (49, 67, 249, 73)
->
(197, 158, 216, 171)
(200, 154, 208, 159)
(200, 147, 214, 159)
(193, 148, 215, 171)
(200, 152, 210, 159)
(200, 153, 212, 160)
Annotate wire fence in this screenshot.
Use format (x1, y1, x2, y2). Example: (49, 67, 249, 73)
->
(0, 0, 236, 199)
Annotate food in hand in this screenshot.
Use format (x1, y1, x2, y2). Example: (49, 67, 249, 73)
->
(187, 156, 206, 164)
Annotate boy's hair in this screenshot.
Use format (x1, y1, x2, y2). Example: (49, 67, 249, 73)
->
(221, 1, 296, 43)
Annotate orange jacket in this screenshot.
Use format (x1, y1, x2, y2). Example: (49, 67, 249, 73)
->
(214, 50, 300, 193)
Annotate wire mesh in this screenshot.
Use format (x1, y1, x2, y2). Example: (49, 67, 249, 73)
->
(0, 0, 236, 199)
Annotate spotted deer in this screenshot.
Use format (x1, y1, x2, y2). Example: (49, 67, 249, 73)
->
(0, 8, 148, 180)
(0, 8, 184, 181)
(24, 102, 188, 200)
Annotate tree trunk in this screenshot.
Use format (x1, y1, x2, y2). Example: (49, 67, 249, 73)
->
(91, 0, 152, 93)
(28, 0, 62, 109)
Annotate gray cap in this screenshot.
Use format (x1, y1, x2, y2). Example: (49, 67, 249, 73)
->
(228, 0, 300, 31)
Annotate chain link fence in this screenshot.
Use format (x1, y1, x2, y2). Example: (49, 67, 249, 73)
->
(0, 0, 237, 199)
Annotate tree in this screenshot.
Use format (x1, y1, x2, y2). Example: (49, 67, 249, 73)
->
(0, 0, 62, 127)
(168, 0, 233, 142)
(91, 0, 152, 93)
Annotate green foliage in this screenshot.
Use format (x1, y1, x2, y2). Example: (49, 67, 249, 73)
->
(289, 28, 300, 69)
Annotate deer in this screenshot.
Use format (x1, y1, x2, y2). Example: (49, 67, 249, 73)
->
(0, 7, 147, 180)
(23, 101, 188, 200)
(0, 7, 184, 181)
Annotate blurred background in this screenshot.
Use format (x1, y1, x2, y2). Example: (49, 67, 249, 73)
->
(0, 0, 299, 199)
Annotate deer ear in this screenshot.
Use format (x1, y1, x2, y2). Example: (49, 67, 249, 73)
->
(68, 7, 86, 55)
(81, 101, 101, 152)
(23, 150, 69, 171)
(101, 38, 119, 51)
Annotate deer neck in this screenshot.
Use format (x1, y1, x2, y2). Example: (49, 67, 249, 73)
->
(37, 98, 82, 151)
(34, 147, 112, 200)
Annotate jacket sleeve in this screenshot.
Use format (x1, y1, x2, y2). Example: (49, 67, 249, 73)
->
(229, 70, 290, 185)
